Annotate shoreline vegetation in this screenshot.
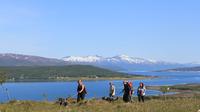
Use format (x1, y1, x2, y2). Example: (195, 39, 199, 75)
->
(147, 83, 200, 97)
(155, 66, 200, 72)
(0, 65, 153, 82)
(0, 84, 199, 112)
(4, 75, 154, 82)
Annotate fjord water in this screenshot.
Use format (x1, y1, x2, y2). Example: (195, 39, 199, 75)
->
(0, 72, 200, 102)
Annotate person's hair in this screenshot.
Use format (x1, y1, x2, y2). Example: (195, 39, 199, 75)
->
(123, 80, 128, 84)
(77, 80, 82, 83)
(140, 82, 144, 87)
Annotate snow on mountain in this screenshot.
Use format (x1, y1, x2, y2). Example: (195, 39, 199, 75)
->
(62, 54, 159, 64)
(62, 55, 104, 63)
(62, 54, 189, 71)
(109, 55, 158, 64)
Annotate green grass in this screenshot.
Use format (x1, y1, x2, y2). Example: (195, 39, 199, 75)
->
(147, 84, 200, 98)
(0, 97, 199, 112)
(170, 84, 200, 91)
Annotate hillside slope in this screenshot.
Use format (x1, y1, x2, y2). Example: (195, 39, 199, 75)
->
(0, 53, 67, 66)
(0, 65, 136, 81)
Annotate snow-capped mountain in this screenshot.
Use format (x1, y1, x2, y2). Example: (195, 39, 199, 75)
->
(63, 55, 103, 63)
(62, 54, 166, 64)
(0, 53, 198, 71)
(62, 55, 189, 71)
(108, 55, 158, 64)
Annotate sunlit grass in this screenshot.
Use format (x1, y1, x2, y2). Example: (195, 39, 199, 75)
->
(0, 97, 199, 112)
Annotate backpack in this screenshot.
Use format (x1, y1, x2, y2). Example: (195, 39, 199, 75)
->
(128, 82, 134, 95)
(83, 86, 87, 94)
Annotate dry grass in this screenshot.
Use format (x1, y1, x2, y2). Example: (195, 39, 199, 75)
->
(0, 97, 199, 112)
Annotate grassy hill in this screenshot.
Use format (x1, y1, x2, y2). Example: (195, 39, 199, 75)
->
(0, 65, 142, 82)
(0, 97, 199, 112)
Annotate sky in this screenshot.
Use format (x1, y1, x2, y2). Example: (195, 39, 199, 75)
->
(0, 0, 200, 63)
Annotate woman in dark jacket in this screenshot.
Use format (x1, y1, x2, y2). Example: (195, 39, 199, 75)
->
(123, 81, 131, 102)
(77, 80, 87, 102)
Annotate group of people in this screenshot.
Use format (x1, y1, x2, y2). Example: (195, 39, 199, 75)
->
(76, 80, 146, 103)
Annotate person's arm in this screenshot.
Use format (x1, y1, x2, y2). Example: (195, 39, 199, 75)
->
(144, 86, 146, 91)
(111, 86, 115, 95)
(79, 85, 85, 93)
(143, 86, 146, 94)
(129, 86, 132, 95)
(137, 87, 140, 95)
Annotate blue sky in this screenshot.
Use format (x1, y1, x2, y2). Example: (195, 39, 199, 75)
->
(0, 0, 200, 63)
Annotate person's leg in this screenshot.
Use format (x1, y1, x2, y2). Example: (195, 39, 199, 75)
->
(138, 95, 141, 102)
(125, 94, 129, 102)
(123, 94, 128, 102)
(77, 93, 81, 102)
(80, 93, 85, 101)
(109, 93, 112, 97)
(80, 93, 86, 103)
(141, 96, 144, 102)
(123, 94, 126, 102)
(129, 95, 132, 102)
(127, 95, 130, 102)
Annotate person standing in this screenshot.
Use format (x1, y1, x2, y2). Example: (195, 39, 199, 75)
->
(123, 80, 131, 102)
(109, 82, 116, 97)
(77, 80, 87, 102)
(137, 82, 146, 102)
(128, 81, 134, 102)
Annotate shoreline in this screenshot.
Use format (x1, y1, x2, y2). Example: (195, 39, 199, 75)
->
(5, 75, 156, 83)
(147, 83, 200, 97)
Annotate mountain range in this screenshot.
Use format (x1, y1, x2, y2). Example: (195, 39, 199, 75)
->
(62, 55, 197, 71)
(0, 53, 199, 71)
(0, 53, 67, 66)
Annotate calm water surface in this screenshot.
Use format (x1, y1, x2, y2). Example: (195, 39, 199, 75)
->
(0, 72, 200, 102)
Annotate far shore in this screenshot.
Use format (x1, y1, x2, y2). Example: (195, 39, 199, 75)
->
(5, 75, 156, 83)
(147, 83, 200, 97)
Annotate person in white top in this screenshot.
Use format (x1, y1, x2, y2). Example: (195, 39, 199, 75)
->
(137, 82, 146, 102)
(109, 82, 115, 97)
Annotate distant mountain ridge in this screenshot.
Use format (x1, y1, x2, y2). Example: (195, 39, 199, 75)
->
(0, 53, 67, 66)
(160, 66, 200, 72)
(0, 53, 199, 71)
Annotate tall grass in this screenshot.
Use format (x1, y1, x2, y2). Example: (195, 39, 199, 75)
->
(0, 97, 199, 112)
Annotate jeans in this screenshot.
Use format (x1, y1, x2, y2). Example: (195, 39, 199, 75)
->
(77, 93, 85, 102)
(138, 95, 144, 102)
